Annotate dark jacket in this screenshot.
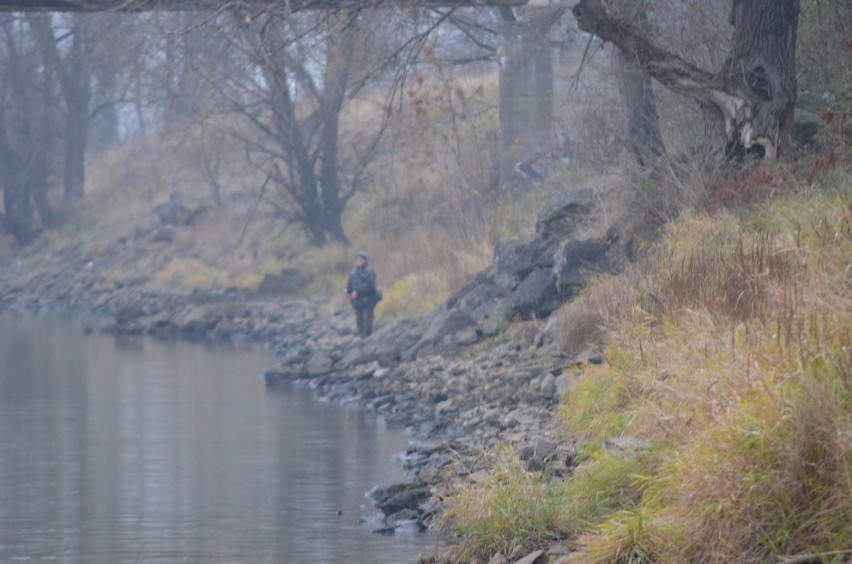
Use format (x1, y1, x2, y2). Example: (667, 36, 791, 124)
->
(346, 265, 379, 309)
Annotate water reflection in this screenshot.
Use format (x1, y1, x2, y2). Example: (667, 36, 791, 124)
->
(0, 312, 439, 563)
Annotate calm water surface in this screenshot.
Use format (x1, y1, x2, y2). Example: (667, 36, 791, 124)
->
(0, 312, 439, 563)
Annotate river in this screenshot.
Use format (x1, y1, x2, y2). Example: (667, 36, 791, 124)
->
(0, 312, 439, 563)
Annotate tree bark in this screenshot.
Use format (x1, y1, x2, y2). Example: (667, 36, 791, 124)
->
(614, 46, 664, 167)
(29, 14, 92, 202)
(316, 17, 354, 246)
(572, 0, 800, 163)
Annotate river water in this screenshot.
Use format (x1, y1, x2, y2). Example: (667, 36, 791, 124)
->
(0, 312, 439, 563)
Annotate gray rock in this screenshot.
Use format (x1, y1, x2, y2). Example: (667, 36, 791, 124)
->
(574, 349, 604, 365)
(603, 436, 651, 454)
(553, 239, 611, 295)
(435, 399, 454, 414)
(414, 308, 476, 354)
(263, 367, 304, 385)
(539, 373, 556, 398)
(370, 483, 431, 516)
(386, 508, 420, 526)
(255, 268, 305, 296)
(554, 373, 572, 395)
(305, 352, 334, 376)
(506, 268, 561, 320)
(455, 327, 482, 346)
(150, 228, 175, 243)
(536, 187, 596, 241)
(514, 549, 547, 564)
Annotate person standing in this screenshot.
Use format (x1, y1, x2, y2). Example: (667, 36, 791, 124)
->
(344, 251, 381, 337)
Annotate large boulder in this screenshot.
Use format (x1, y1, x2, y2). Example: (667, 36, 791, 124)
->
(535, 187, 597, 242)
(412, 308, 477, 357)
(492, 235, 555, 290)
(304, 351, 334, 376)
(553, 239, 612, 295)
(505, 268, 561, 319)
(368, 482, 432, 516)
(255, 268, 306, 296)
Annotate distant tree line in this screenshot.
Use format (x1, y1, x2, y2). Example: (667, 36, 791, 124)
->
(0, 0, 847, 247)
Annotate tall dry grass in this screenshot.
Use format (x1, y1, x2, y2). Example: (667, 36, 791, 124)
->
(558, 180, 852, 562)
(442, 172, 851, 563)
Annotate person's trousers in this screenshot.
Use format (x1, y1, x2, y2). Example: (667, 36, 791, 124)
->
(355, 307, 374, 337)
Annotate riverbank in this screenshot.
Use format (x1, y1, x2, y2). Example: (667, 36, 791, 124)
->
(0, 185, 635, 563)
(4, 168, 850, 563)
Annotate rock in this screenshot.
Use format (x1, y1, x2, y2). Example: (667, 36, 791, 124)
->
(305, 352, 334, 376)
(533, 440, 558, 460)
(179, 305, 220, 335)
(506, 268, 561, 320)
(488, 554, 509, 564)
(358, 509, 386, 525)
(536, 187, 596, 241)
(150, 227, 175, 243)
(493, 236, 550, 284)
(540, 373, 556, 398)
(448, 278, 508, 311)
(255, 268, 305, 296)
(467, 469, 490, 484)
(418, 467, 441, 484)
(554, 374, 572, 395)
(435, 399, 454, 414)
(514, 549, 548, 564)
(263, 366, 304, 385)
(386, 508, 420, 526)
(574, 349, 603, 365)
(603, 436, 651, 454)
(546, 541, 573, 558)
(553, 240, 611, 295)
(370, 483, 431, 516)
(518, 440, 560, 472)
(455, 327, 482, 346)
(414, 308, 476, 355)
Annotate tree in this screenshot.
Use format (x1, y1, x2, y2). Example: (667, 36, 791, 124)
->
(29, 13, 93, 202)
(191, 10, 388, 246)
(572, 0, 800, 164)
(0, 15, 57, 244)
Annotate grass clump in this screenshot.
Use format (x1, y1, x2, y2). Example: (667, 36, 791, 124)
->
(441, 444, 660, 562)
(556, 177, 852, 562)
(440, 454, 571, 562)
(444, 173, 850, 563)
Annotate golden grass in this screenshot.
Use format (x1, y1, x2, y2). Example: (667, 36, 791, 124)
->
(443, 172, 851, 562)
(561, 180, 852, 562)
(43, 69, 570, 319)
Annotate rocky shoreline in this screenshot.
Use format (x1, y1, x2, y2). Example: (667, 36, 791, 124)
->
(0, 188, 633, 563)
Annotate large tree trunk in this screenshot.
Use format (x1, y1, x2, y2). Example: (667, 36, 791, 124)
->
(572, 0, 800, 164)
(614, 46, 664, 167)
(29, 14, 92, 202)
(316, 17, 354, 246)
